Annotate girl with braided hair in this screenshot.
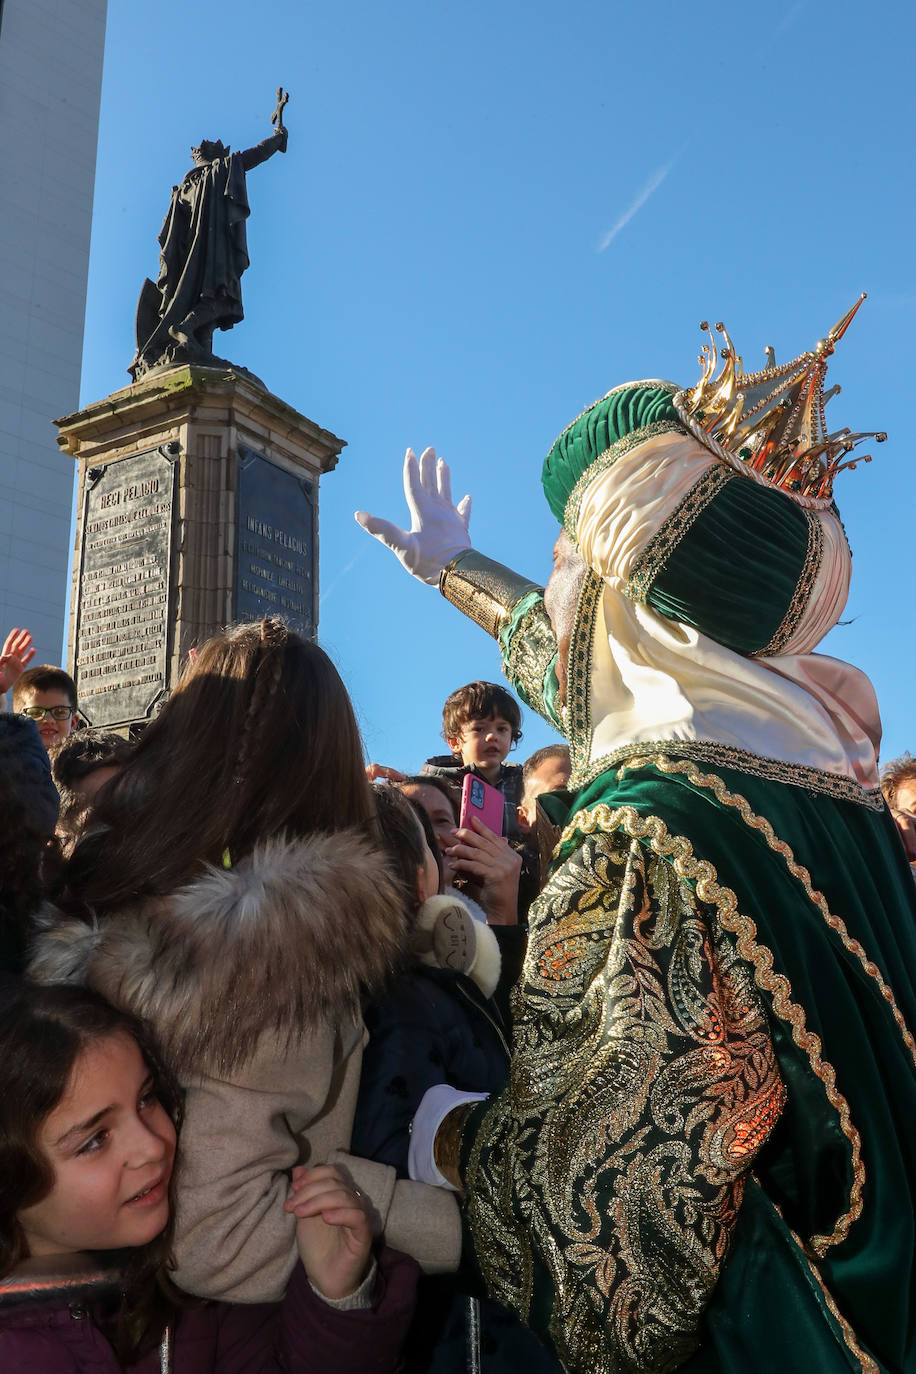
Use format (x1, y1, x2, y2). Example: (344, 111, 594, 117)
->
(28, 619, 463, 1305)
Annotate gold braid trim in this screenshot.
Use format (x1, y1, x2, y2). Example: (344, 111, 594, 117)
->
(753, 508, 825, 658)
(795, 1260, 878, 1374)
(573, 739, 884, 810)
(565, 567, 604, 780)
(559, 801, 865, 1256)
(618, 754, 916, 1073)
(624, 464, 735, 603)
(760, 1184, 879, 1374)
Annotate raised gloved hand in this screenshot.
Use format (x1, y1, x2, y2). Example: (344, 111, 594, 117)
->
(355, 447, 472, 585)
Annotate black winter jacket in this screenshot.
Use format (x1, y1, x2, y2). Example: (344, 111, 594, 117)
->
(353, 964, 561, 1374)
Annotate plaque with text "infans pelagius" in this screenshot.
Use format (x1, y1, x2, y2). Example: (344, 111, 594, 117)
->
(235, 446, 316, 637)
(75, 447, 177, 727)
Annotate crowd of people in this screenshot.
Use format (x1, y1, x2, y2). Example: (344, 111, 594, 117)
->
(2, 311, 915, 1374)
(2, 601, 915, 1374)
(0, 620, 579, 1371)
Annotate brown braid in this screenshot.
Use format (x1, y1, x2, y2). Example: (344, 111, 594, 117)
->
(232, 617, 289, 793)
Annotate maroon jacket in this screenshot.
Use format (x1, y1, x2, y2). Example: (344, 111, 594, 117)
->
(0, 1249, 417, 1373)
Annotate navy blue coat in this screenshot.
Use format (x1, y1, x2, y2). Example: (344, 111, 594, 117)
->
(353, 964, 561, 1374)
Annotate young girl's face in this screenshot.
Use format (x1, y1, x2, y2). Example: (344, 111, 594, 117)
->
(18, 1033, 176, 1257)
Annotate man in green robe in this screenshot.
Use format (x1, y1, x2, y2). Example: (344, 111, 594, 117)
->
(356, 311, 916, 1373)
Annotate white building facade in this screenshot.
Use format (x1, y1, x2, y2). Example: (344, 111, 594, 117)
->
(0, 0, 107, 664)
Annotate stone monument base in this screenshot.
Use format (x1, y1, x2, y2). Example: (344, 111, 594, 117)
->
(56, 365, 345, 734)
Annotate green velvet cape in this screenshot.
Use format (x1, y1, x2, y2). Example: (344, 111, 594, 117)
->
(455, 589, 916, 1374)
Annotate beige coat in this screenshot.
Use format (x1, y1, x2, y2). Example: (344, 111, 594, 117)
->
(30, 832, 463, 1301)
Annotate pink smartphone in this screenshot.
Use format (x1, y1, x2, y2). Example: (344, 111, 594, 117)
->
(459, 773, 504, 837)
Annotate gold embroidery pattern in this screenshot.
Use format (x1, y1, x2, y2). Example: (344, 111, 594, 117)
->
(760, 1185, 879, 1374)
(563, 420, 684, 539)
(619, 754, 916, 1074)
(503, 599, 565, 732)
(464, 1091, 537, 1320)
(753, 509, 825, 657)
(574, 739, 884, 811)
(464, 826, 785, 1373)
(557, 802, 864, 1257)
(625, 465, 735, 603)
(565, 568, 604, 781)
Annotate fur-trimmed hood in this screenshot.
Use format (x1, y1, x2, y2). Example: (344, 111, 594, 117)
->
(29, 831, 407, 1078)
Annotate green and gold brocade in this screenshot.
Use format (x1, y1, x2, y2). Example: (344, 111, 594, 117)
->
(461, 822, 784, 1373)
(440, 552, 564, 731)
(499, 593, 564, 733)
(454, 752, 916, 1374)
(439, 549, 916, 1372)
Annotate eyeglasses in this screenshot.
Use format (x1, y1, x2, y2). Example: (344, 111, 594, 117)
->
(21, 705, 74, 722)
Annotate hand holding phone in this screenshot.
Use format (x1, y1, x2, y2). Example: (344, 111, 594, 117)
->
(448, 782, 520, 924)
(459, 773, 504, 837)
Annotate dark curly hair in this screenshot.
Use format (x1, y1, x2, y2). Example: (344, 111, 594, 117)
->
(441, 681, 522, 749)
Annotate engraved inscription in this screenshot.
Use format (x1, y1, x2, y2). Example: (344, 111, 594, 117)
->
(235, 447, 315, 637)
(75, 449, 176, 726)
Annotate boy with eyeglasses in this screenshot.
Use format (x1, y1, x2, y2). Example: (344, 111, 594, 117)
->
(13, 665, 79, 751)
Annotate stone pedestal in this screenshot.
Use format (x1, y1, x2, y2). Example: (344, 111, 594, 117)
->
(55, 366, 345, 732)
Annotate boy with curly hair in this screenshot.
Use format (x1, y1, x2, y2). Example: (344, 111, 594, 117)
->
(422, 680, 525, 840)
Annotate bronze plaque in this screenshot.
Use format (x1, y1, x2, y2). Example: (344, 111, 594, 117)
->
(75, 446, 177, 727)
(235, 446, 316, 636)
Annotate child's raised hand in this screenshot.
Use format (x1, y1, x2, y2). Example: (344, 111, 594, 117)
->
(366, 762, 406, 783)
(285, 1164, 375, 1300)
(0, 627, 35, 693)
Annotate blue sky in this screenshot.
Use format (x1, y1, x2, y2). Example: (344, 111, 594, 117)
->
(82, 0, 915, 770)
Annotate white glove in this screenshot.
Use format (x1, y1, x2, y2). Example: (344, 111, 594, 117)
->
(355, 447, 472, 585)
(407, 1084, 488, 1190)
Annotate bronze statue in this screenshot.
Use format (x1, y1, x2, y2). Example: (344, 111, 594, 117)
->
(129, 89, 289, 381)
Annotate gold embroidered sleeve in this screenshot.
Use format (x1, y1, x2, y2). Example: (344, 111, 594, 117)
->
(462, 828, 785, 1374)
(439, 550, 542, 640)
(439, 551, 563, 730)
(500, 596, 564, 731)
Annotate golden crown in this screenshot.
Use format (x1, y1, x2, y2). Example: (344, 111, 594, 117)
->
(673, 294, 886, 509)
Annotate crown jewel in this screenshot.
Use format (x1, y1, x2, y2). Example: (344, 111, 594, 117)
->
(673, 294, 886, 508)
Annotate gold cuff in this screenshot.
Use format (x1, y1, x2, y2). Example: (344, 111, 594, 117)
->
(439, 550, 542, 640)
(433, 1101, 478, 1193)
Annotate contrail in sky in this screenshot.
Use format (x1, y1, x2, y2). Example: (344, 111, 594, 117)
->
(597, 160, 674, 253)
(319, 550, 364, 608)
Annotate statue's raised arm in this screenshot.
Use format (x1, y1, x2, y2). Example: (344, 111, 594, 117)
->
(241, 88, 290, 170)
(129, 88, 291, 381)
